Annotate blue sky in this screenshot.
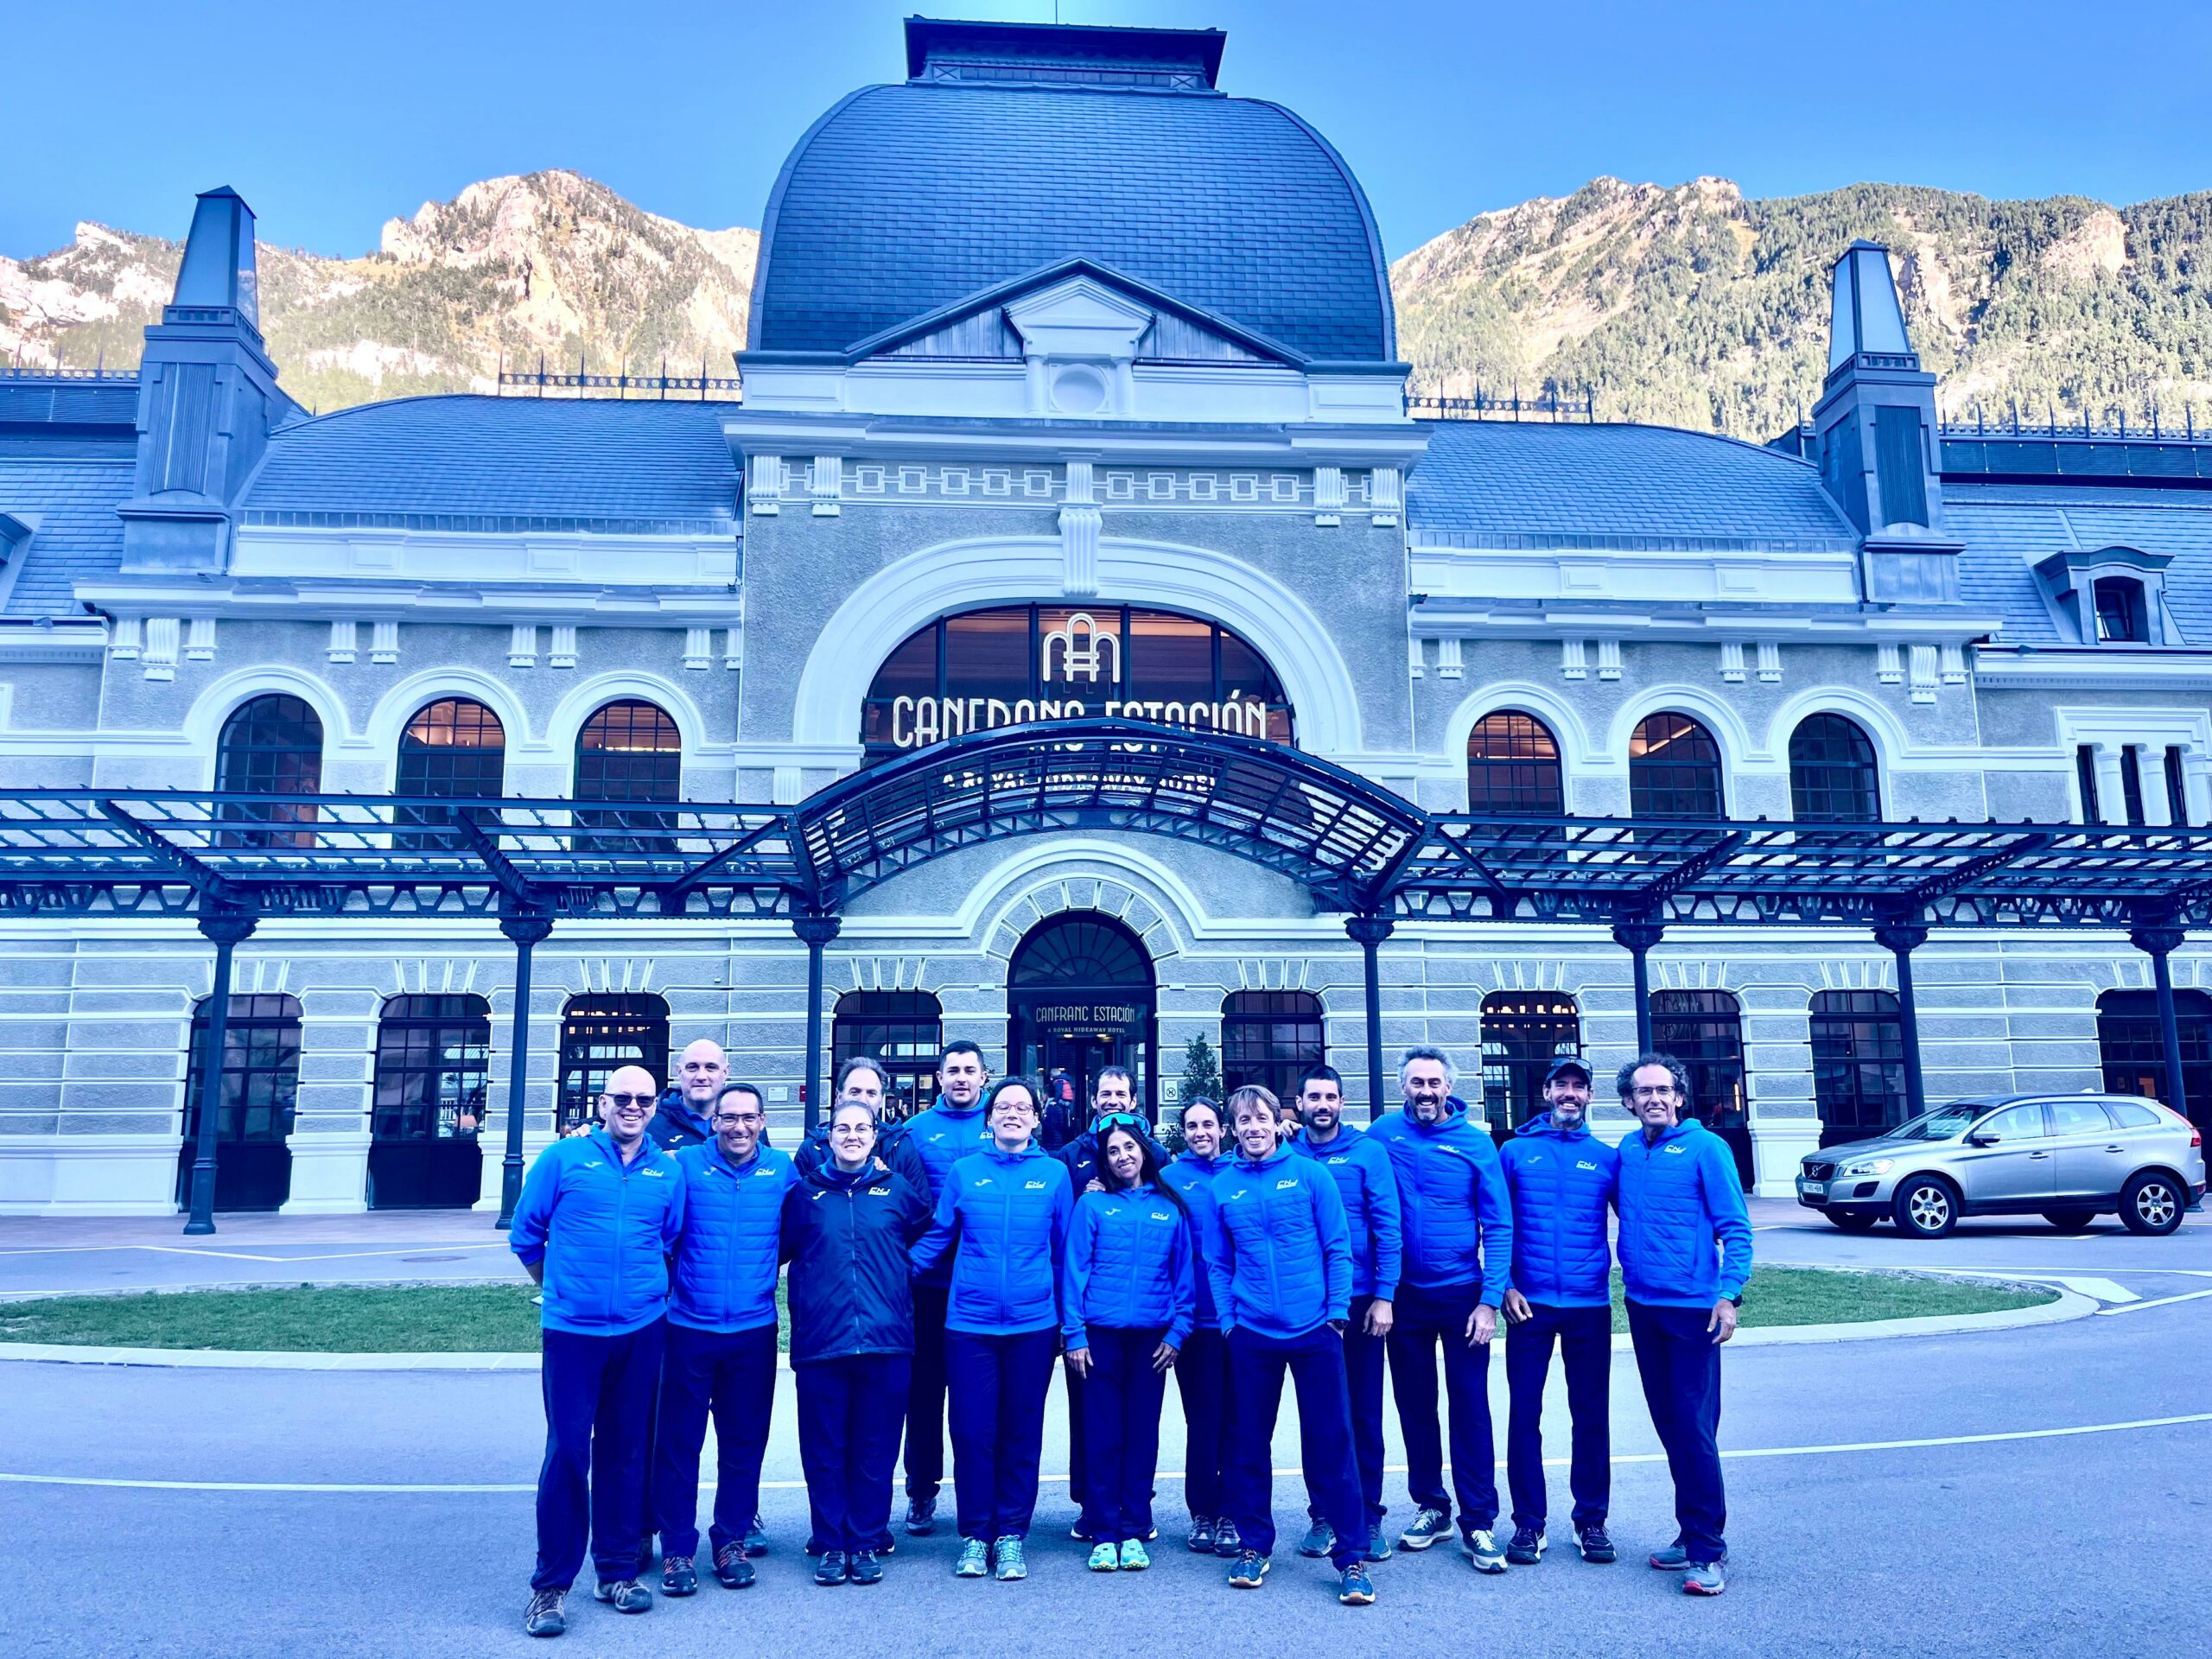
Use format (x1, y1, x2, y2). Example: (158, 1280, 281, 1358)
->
(9, 0, 2210, 262)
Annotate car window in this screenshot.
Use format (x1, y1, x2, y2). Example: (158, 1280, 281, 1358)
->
(1976, 1105, 2045, 1142)
(2106, 1100, 2162, 1128)
(2046, 1099, 2114, 1136)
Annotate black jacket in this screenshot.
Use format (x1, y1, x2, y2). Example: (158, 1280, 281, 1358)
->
(1058, 1122, 1172, 1194)
(779, 1156, 933, 1364)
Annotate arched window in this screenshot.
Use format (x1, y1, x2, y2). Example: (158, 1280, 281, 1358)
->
(1789, 714, 1881, 823)
(834, 990, 944, 1118)
(370, 994, 491, 1209)
(395, 698, 505, 849)
(557, 993, 671, 1130)
(575, 701, 681, 854)
(2093, 577, 2149, 644)
(1466, 712, 1564, 815)
(176, 993, 302, 1211)
(1652, 989, 1751, 1186)
(216, 695, 323, 847)
(2097, 988, 2212, 1130)
(1629, 713, 1723, 820)
(1809, 989, 1906, 1145)
(1222, 991, 1326, 1105)
(1479, 991, 1581, 1135)
(1007, 912, 1158, 1119)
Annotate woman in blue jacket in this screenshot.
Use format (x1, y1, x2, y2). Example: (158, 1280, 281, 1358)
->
(910, 1075, 1074, 1582)
(780, 1100, 933, 1588)
(1064, 1124, 1195, 1573)
(1160, 1096, 1237, 1558)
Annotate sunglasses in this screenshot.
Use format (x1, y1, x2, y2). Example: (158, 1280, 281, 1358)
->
(1095, 1111, 1146, 1131)
(603, 1092, 656, 1109)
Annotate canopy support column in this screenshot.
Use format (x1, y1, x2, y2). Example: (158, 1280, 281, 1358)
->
(795, 912, 843, 1134)
(2130, 915, 2191, 1123)
(1873, 915, 1931, 1123)
(1346, 915, 1395, 1123)
(495, 908, 554, 1230)
(1612, 914, 1666, 1054)
(182, 909, 257, 1236)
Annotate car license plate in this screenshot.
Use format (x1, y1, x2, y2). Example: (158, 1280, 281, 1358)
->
(1800, 1181, 1826, 1198)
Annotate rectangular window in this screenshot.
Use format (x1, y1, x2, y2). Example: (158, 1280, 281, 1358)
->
(2166, 746, 2190, 828)
(2121, 744, 2147, 827)
(2075, 745, 2101, 824)
(1872, 406, 1929, 528)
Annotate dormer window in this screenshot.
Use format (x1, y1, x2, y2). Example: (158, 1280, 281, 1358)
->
(2033, 544, 2176, 647)
(2093, 577, 2149, 644)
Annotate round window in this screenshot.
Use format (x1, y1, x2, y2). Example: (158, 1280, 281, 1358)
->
(1049, 365, 1109, 415)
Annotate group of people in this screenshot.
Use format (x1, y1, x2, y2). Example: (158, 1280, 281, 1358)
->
(508, 1033, 1751, 1635)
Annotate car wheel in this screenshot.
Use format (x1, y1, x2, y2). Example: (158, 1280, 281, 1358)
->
(2040, 1209, 2099, 1232)
(1826, 1212, 1879, 1233)
(1892, 1176, 1960, 1239)
(2120, 1173, 2185, 1236)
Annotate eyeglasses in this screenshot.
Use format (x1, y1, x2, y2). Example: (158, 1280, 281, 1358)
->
(1628, 1086, 1680, 1100)
(603, 1092, 656, 1109)
(713, 1113, 763, 1127)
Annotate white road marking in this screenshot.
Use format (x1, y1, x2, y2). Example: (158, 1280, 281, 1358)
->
(2, 1412, 2204, 1495)
(2094, 1288, 2212, 1315)
(2041, 1276, 2140, 1303)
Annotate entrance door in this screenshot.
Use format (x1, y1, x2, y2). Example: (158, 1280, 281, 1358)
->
(175, 994, 301, 1212)
(1007, 913, 1157, 1122)
(368, 995, 491, 1210)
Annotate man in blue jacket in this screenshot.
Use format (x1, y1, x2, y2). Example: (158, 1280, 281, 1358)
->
(647, 1039, 728, 1154)
(653, 1081, 798, 1597)
(1210, 1085, 1376, 1607)
(1287, 1064, 1401, 1563)
(1614, 1053, 1752, 1599)
(893, 1039, 994, 1536)
(1498, 1057, 1618, 1568)
(510, 1065, 685, 1638)
(1367, 1045, 1516, 1571)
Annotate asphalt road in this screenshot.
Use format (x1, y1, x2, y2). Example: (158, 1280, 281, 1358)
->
(0, 1205, 2204, 1659)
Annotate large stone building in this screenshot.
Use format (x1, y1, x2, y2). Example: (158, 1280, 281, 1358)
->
(3, 17, 2209, 1215)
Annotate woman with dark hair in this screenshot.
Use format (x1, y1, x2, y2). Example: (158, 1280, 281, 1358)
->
(1063, 1125, 1196, 1572)
(910, 1075, 1073, 1582)
(1160, 1096, 1237, 1557)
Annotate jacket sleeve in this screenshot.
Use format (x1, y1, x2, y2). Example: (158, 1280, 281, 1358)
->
(777, 1182, 804, 1266)
(1051, 1166, 1076, 1331)
(1205, 1192, 1237, 1335)
(1313, 1165, 1353, 1321)
(1164, 1207, 1196, 1350)
(507, 1143, 561, 1267)
(1496, 1142, 1520, 1296)
(909, 1167, 962, 1280)
(889, 1130, 931, 1194)
(896, 1173, 935, 1243)
(1470, 1132, 1516, 1307)
(1061, 1199, 1094, 1348)
(1705, 1139, 1754, 1300)
(659, 1159, 687, 1255)
(1365, 1143, 1404, 1303)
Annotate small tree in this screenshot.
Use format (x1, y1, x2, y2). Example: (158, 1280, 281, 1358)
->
(1166, 1032, 1223, 1155)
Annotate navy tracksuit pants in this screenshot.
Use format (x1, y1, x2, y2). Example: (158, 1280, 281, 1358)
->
(1077, 1325, 1169, 1544)
(652, 1319, 779, 1560)
(1386, 1280, 1497, 1535)
(1065, 1353, 1095, 1528)
(534, 1320, 665, 1592)
(1626, 1300, 1727, 1561)
(945, 1328, 1058, 1541)
(1504, 1300, 1611, 1532)
(1306, 1294, 1388, 1526)
(903, 1281, 950, 1503)
(1225, 1324, 1368, 1570)
(1174, 1327, 1231, 1522)
(796, 1353, 912, 1554)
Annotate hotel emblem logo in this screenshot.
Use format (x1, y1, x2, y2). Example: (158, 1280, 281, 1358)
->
(1041, 612, 1121, 684)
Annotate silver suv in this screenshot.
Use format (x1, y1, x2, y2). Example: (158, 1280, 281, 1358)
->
(1797, 1093, 2206, 1239)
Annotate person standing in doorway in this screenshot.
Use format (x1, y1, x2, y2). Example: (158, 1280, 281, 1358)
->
(894, 1040, 994, 1537)
(910, 1075, 1073, 1581)
(1287, 1064, 1401, 1563)
(510, 1065, 684, 1638)
(1498, 1057, 1618, 1567)
(1367, 1046, 1516, 1572)
(1614, 1053, 1751, 1598)
(1160, 1096, 1236, 1558)
(1209, 1086, 1376, 1607)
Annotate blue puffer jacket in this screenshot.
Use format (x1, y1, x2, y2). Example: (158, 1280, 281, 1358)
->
(1368, 1108, 1515, 1303)
(1499, 1116, 1618, 1307)
(1207, 1145, 1351, 1340)
(780, 1157, 933, 1364)
(1063, 1183, 1196, 1350)
(911, 1144, 1074, 1335)
(1058, 1122, 1171, 1194)
(668, 1142, 798, 1332)
(1616, 1118, 1752, 1309)
(1288, 1123, 1404, 1301)
(1161, 1151, 1230, 1328)
(509, 1128, 684, 1336)
(899, 1095, 997, 1287)
(647, 1090, 712, 1154)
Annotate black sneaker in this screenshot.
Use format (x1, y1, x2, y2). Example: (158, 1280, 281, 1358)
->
(906, 1497, 938, 1536)
(1296, 1519, 1335, 1559)
(1213, 1518, 1243, 1559)
(1575, 1525, 1617, 1564)
(593, 1580, 652, 1614)
(1070, 1516, 1097, 1542)
(1506, 1527, 1546, 1566)
(744, 1515, 769, 1557)
(814, 1550, 849, 1587)
(714, 1542, 756, 1589)
(849, 1549, 884, 1586)
(660, 1554, 697, 1597)
(523, 1588, 567, 1637)
(1227, 1549, 1270, 1589)
(1338, 1562, 1376, 1605)
(1187, 1516, 1217, 1554)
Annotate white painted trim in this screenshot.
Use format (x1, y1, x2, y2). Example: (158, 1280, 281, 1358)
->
(1432, 682, 1599, 806)
(542, 673, 721, 770)
(1602, 683, 1770, 772)
(183, 666, 363, 779)
(359, 669, 543, 779)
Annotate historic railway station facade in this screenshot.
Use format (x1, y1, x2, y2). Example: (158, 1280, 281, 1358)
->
(3, 16, 2212, 1217)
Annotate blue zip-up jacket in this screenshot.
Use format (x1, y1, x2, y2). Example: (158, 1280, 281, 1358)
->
(1207, 1145, 1352, 1340)
(1367, 1108, 1515, 1305)
(911, 1143, 1075, 1336)
(1498, 1115, 1618, 1307)
(779, 1157, 933, 1364)
(1058, 1122, 1172, 1195)
(647, 1090, 712, 1154)
(1161, 1151, 1230, 1328)
(509, 1128, 684, 1336)
(667, 1141, 798, 1332)
(1288, 1122, 1404, 1301)
(1063, 1183, 1196, 1351)
(899, 1094, 997, 1287)
(1616, 1118, 1752, 1308)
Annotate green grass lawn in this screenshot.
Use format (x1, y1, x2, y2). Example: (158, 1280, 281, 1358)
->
(0, 1268, 2053, 1354)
